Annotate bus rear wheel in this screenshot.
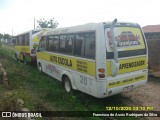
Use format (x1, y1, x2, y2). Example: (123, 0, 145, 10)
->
(63, 77, 72, 93)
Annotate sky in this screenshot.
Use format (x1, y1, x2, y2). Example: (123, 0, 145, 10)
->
(0, 0, 160, 35)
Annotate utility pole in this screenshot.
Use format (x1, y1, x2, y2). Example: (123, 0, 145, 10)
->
(12, 28, 13, 37)
(34, 17, 36, 29)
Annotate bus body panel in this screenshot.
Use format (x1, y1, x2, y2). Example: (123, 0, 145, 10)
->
(37, 59, 61, 80)
(37, 52, 99, 97)
(106, 55, 147, 76)
(106, 71, 147, 97)
(95, 23, 107, 80)
(37, 52, 96, 76)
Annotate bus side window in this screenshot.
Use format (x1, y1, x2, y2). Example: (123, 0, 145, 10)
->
(19, 35, 23, 46)
(48, 36, 54, 52)
(19, 34, 25, 46)
(66, 35, 74, 54)
(74, 33, 85, 57)
(59, 35, 67, 53)
(52, 36, 59, 52)
(84, 32, 95, 59)
(16, 36, 19, 46)
(22, 35, 25, 45)
(25, 33, 29, 46)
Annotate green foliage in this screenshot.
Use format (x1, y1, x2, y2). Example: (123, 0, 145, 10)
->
(3, 33, 11, 40)
(0, 33, 11, 43)
(37, 18, 58, 28)
(0, 92, 20, 111)
(0, 33, 3, 39)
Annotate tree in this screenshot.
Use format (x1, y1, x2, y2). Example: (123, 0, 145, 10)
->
(0, 33, 3, 40)
(3, 34, 11, 40)
(37, 18, 58, 28)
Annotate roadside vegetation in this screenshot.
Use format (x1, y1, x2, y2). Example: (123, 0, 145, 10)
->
(0, 44, 138, 120)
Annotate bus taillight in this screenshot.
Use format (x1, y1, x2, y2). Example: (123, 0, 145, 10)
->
(98, 68, 105, 78)
(98, 68, 105, 72)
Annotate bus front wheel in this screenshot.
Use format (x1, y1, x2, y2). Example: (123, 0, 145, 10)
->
(63, 77, 72, 93)
(38, 63, 42, 72)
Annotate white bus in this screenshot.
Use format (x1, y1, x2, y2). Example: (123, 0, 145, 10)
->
(15, 29, 49, 63)
(37, 19, 148, 98)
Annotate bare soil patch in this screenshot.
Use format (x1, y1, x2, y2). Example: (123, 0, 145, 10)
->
(123, 76, 160, 120)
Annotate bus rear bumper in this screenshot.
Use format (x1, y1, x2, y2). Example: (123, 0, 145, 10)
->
(96, 72, 148, 98)
(106, 79, 147, 97)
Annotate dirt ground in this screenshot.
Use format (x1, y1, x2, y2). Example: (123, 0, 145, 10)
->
(123, 76, 160, 120)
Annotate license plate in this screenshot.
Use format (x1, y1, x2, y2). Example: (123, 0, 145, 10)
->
(122, 85, 133, 93)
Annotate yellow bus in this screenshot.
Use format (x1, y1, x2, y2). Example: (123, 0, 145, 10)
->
(37, 19, 148, 98)
(15, 29, 49, 63)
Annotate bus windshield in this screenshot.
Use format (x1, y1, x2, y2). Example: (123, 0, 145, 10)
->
(104, 24, 146, 59)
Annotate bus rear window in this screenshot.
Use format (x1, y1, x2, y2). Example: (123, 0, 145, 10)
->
(105, 27, 145, 52)
(105, 26, 146, 59)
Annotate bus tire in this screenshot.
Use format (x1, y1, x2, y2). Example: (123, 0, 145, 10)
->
(15, 53, 18, 60)
(38, 63, 42, 72)
(63, 77, 72, 93)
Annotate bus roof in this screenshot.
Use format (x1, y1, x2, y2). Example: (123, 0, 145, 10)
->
(16, 28, 51, 36)
(45, 23, 98, 36)
(42, 21, 140, 36)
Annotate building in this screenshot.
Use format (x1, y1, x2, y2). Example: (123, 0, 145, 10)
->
(143, 25, 160, 40)
(142, 25, 160, 70)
